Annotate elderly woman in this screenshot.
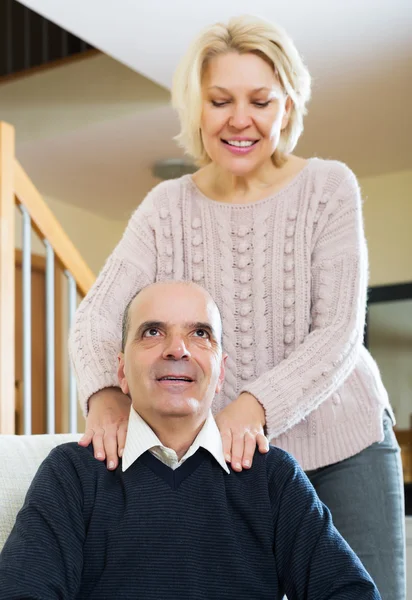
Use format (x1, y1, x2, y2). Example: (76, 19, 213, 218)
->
(70, 15, 405, 598)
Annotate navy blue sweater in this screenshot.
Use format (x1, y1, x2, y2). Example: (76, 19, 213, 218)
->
(0, 443, 380, 599)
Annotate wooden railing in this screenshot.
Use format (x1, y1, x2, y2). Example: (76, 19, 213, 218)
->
(0, 121, 95, 433)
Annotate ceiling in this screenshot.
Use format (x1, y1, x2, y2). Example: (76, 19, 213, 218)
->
(3, 0, 412, 219)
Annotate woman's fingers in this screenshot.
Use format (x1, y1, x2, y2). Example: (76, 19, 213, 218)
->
(90, 428, 106, 461)
(256, 432, 270, 454)
(230, 433, 245, 471)
(220, 429, 233, 464)
(242, 430, 257, 468)
(78, 429, 94, 447)
(103, 424, 121, 470)
(117, 422, 128, 459)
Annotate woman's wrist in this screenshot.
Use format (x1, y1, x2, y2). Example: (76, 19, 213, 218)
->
(87, 387, 131, 414)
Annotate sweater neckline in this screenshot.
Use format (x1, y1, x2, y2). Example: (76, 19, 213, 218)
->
(138, 448, 210, 490)
(185, 157, 317, 209)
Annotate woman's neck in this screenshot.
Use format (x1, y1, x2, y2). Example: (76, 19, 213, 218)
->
(193, 154, 307, 204)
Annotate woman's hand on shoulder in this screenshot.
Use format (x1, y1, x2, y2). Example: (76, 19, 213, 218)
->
(79, 387, 131, 470)
(215, 392, 269, 472)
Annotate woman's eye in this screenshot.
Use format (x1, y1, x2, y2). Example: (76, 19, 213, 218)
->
(211, 100, 229, 107)
(253, 101, 271, 108)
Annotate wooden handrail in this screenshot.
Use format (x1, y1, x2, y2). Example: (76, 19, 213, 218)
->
(14, 160, 95, 296)
(0, 122, 16, 434)
(0, 120, 96, 433)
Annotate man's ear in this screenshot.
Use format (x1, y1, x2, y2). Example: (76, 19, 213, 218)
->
(215, 353, 227, 394)
(117, 353, 130, 396)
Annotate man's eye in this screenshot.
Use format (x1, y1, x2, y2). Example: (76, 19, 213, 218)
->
(143, 328, 160, 337)
(194, 329, 209, 339)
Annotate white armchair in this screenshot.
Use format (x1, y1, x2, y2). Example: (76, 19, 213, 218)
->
(0, 434, 81, 550)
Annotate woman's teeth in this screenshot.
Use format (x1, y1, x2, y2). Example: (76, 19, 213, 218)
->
(225, 140, 255, 147)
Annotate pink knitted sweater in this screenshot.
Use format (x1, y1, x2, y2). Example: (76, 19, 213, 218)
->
(69, 158, 391, 471)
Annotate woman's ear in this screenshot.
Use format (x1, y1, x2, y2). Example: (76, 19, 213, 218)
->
(281, 96, 293, 130)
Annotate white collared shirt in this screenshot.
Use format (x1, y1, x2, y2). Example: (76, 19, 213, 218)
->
(122, 407, 230, 474)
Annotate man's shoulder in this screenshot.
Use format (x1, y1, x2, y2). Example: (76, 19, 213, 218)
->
(248, 445, 305, 488)
(45, 442, 105, 475)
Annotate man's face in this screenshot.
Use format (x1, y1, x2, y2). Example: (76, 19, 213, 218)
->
(118, 283, 226, 424)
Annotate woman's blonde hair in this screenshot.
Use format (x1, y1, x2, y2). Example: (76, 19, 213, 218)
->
(172, 15, 312, 167)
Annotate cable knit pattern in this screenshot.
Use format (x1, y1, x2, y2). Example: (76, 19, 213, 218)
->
(69, 158, 392, 470)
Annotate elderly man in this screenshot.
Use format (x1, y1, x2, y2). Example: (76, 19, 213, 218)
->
(0, 282, 380, 599)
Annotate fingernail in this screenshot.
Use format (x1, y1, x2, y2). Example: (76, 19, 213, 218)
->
(96, 452, 104, 459)
(108, 461, 115, 470)
(243, 460, 250, 467)
(235, 462, 241, 470)
(225, 454, 231, 462)
(119, 448, 124, 457)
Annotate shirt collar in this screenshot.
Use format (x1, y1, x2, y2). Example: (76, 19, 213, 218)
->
(122, 406, 230, 474)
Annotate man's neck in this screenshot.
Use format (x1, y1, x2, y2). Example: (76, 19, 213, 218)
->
(137, 411, 206, 460)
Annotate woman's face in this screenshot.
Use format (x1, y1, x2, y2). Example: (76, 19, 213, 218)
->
(200, 52, 291, 176)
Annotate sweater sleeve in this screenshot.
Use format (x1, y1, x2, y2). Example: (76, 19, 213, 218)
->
(271, 453, 380, 599)
(0, 446, 85, 599)
(243, 168, 368, 439)
(69, 187, 161, 414)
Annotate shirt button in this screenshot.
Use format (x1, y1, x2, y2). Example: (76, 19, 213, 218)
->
(192, 235, 202, 246)
(285, 241, 293, 254)
(288, 208, 298, 220)
(165, 263, 173, 275)
(193, 252, 203, 264)
(166, 245, 173, 257)
(160, 208, 169, 219)
(163, 226, 171, 238)
(286, 225, 295, 237)
(192, 218, 202, 229)
(193, 270, 203, 282)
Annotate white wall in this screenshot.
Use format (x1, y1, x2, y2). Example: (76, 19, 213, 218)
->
(360, 169, 412, 287)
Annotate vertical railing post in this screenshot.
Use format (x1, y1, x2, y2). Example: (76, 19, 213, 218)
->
(20, 206, 32, 434)
(44, 240, 55, 433)
(0, 122, 16, 434)
(66, 271, 78, 433)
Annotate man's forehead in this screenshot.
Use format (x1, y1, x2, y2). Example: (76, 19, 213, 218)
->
(129, 286, 220, 329)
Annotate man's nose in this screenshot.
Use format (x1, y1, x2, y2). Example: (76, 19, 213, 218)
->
(162, 335, 190, 360)
(228, 103, 252, 129)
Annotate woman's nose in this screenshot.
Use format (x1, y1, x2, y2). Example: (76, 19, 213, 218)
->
(228, 104, 252, 129)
